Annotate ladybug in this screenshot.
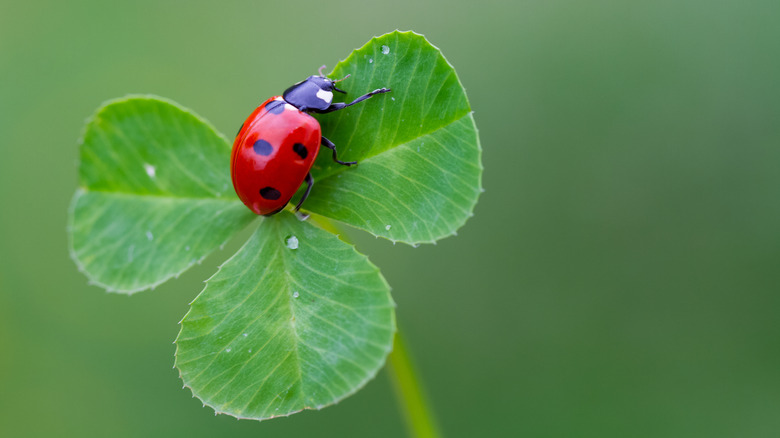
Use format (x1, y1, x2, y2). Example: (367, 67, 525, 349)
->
(231, 66, 391, 216)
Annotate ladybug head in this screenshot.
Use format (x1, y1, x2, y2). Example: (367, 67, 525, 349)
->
(282, 69, 349, 112)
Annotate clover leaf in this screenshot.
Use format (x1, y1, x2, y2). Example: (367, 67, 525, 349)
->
(68, 30, 481, 421)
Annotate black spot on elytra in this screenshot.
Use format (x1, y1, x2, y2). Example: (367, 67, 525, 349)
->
(265, 100, 285, 114)
(260, 187, 281, 200)
(253, 139, 273, 156)
(293, 143, 308, 160)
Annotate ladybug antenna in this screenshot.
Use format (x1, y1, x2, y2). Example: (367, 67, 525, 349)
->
(333, 74, 351, 83)
(331, 73, 350, 94)
(318, 65, 327, 77)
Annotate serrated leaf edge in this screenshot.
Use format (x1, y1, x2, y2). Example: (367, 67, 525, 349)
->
(76, 94, 232, 193)
(66, 188, 246, 295)
(69, 95, 249, 294)
(310, 112, 484, 247)
(173, 216, 396, 421)
(312, 31, 483, 245)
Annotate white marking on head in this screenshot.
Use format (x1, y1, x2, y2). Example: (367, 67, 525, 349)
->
(316, 89, 333, 105)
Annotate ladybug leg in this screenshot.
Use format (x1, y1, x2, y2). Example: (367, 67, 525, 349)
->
(293, 172, 314, 219)
(322, 136, 357, 166)
(317, 88, 391, 114)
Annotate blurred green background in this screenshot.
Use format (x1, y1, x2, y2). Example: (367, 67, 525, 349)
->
(2, 0, 779, 436)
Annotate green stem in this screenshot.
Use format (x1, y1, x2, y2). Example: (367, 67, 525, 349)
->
(386, 331, 442, 438)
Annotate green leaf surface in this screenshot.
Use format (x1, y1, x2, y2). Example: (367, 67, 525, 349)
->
(68, 31, 474, 422)
(175, 212, 395, 420)
(306, 31, 483, 244)
(68, 96, 256, 293)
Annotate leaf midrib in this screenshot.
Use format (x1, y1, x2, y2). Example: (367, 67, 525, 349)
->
(314, 110, 471, 184)
(78, 186, 243, 203)
(274, 219, 307, 412)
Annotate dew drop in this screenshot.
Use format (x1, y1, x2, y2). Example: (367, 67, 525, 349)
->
(225, 348, 231, 353)
(146, 230, 153, 241)
(293, 291, 299, 298)
(242, 333, 248, 337)
(391, 97, 395, 101)
(385, 224, 392, 231)
(369, 58, 373, 64)
(285, 235, 299, 249)
(381, 45, 390, 55)
(143, 163, 156, 178)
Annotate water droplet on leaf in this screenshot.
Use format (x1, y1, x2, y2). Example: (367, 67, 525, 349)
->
(143, 163, 156, 178)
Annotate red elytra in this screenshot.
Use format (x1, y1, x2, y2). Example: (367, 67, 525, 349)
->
(231, 97, 321, 215)
(230, 71, 391, 216)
